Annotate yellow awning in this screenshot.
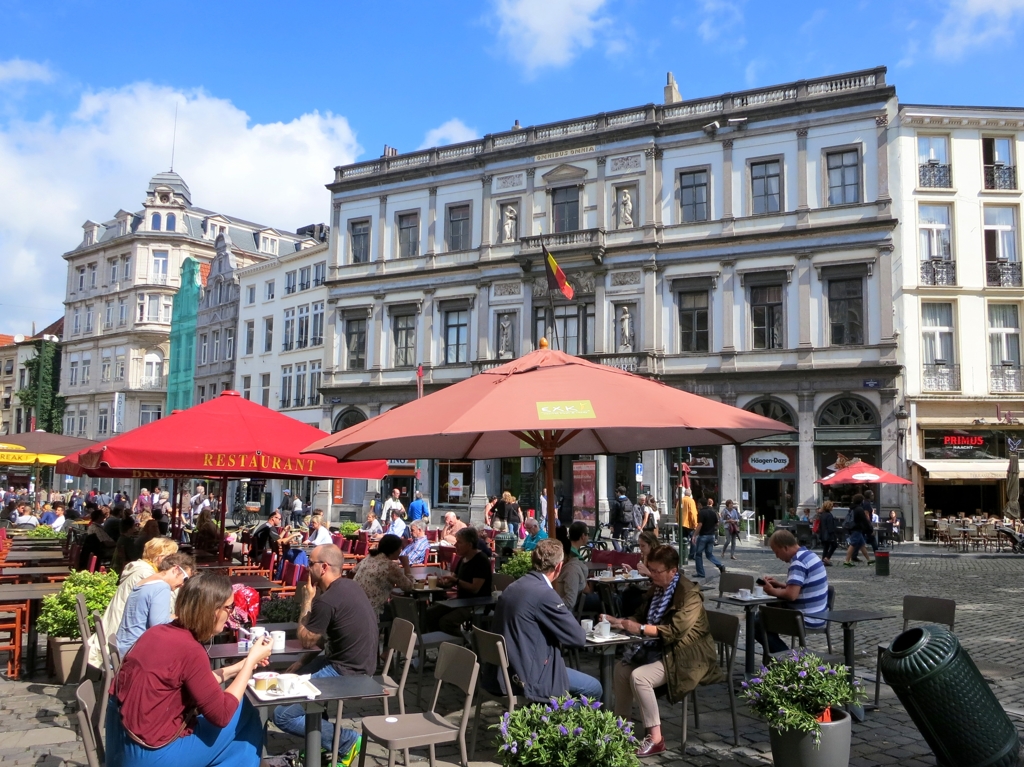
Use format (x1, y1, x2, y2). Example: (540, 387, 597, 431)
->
(0, 451, 66, 466)
(914, 459, 1009, 480)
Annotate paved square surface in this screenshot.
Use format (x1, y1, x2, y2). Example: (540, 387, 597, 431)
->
(5, 539, 1024, 765)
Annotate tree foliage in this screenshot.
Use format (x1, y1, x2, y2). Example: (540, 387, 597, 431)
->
(15, 339, 65, 433)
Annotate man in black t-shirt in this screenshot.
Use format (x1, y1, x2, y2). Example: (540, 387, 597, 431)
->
(693, 499, 727, 579)
(427, 526, 492, 635)
(273, 544, 377, 762)
(250, 510, 290, 562)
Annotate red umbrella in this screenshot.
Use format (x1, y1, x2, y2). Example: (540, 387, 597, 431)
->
(816, 460, 911, 486)
(304, 344, 793, 536)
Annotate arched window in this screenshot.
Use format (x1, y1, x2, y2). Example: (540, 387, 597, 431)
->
(165, 213, 176, 231)
(817, 397, 878, 427)
(333, 408, 366, 433)
(143, 351, 163, 385)
(745, 398, 796, 427)
(151, 213, 161, 231)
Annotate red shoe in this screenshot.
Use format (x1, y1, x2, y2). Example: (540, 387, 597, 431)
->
(636, 736, 666, 757)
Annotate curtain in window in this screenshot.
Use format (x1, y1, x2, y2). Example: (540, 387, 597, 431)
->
(989, 305, 1021, 365)
(922, 304, 954, 363)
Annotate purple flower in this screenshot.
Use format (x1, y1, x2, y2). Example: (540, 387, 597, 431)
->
(817, 665, 826, 671)
(525, 739, 532, 748)
(828, 669, 837, 676)
(590, 700, 602, 710)
(778, 708, 786, 715)
(741, 681, 749, 689)
(541, 715, 549, 723)
(749, 677, 763, 685)
(603, 735, 611, 743)
(562, 699, 574, 711)
(853, 680, 860, 686)
(798, 671, 807, 678)
(500, 721, 508, 737)
(559, 725, 569, 736)
(581, 695, 590, 706)
(573, 727, 583, 736)
(510, 743, 518, 755)
(501, 744, 509, 752)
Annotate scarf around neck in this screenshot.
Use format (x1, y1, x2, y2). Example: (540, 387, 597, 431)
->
(623, 572, 680, 663)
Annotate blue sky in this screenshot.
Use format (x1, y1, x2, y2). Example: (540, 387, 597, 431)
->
(1, 0, 1023, 331)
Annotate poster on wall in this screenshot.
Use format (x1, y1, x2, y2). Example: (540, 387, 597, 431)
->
(332, 479, 344, 505)
(572, 460, 597, 523)
(448, 472, 464, 498)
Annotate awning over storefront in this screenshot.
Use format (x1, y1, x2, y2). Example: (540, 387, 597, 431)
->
(914, 459, 1009, 480)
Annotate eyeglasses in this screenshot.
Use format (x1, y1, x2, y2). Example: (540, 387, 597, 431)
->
(217, 600, 234, 613)
(176, 566, 190, 580)
(647, 567, 670, 576)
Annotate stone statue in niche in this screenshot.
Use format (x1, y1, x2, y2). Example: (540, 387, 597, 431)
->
(619, 189, 634, 229)
(502, 205, 518, 242)
(497, 314, 514, 359)
(618, 305, 635, 352)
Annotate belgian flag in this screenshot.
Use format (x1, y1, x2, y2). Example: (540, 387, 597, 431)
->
(543, 246, 574, 300)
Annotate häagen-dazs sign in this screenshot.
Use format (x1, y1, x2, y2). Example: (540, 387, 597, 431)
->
(741, 446, 797, 475)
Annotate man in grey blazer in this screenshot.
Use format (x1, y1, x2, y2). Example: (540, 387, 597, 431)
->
(486, 539, 601, 702)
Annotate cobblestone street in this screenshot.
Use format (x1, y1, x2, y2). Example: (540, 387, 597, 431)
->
(4, 540, 1024, 766)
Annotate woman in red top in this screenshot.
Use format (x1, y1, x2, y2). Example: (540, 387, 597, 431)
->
(106, 572, 273, 767)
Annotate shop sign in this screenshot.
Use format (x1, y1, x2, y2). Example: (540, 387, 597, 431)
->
(448, 472, 464, 497)
(572, 460, 597, 523)
(742, 446, 797, 475)
(387, 459, 417, 476)
(922, 430, 1001, 460)
(332, 479, 344, 504)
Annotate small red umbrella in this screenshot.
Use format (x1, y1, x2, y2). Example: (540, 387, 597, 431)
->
(816, 460, 911, 486)
(304, 344, 793, 536)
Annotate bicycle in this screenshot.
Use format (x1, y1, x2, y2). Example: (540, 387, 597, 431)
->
(231, 503, 259, 528)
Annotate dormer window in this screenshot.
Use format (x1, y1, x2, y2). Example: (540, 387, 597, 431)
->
(261, 235, 278, 255)
(151, 213, 162, 231)
(84, 230, 94, 246)
(166, 213, 176, 232)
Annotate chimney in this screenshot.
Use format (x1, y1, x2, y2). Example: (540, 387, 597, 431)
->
(664, 72, 681, 104)
(382, 145, 398, 158)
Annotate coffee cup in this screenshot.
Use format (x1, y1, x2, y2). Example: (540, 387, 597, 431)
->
(597, 620, 612, 638)
(629, 569, 640, 578)
(427, 575, 438, 588)
(738, 588, 751, 599)
(753, 585, 765, 597)
(581, 619, 594, 633)
(491, 590, 501, 599)
(250, 626, 267, 641)
(276, 674, 300, 695)
(602, 570, 612, 578)
(270, 631, 286, 651)
(253, 672, 277, 691)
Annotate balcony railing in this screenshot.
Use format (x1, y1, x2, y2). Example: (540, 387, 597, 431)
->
(280, 398, 291, 409)
(310, 336, 323, 346)
(313, 278, 325, 287)
(520, 228, 607, 264)
(984, 164, 1017, 190)
(990, 365, 1024, 393)
(986, 261, 1023, 287)
(299, 282, 311, 291)
(282, 340, 294, 351)
(920, 260, 957, 286)
(582, 352, 658, 375)
(285, 285, 296, 295)
(919, 163, 952, 188)
(296, 338, 308, 349)
(139, 375, 166, 390)
(294, 395, 306, 408)
(923, 363, 961, 392)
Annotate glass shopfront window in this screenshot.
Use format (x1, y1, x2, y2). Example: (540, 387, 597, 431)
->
(921, 429, 1023, 460)
(816, 446, 881, 507)
(436, 459, 472, 506)
(668, 447, 721, 508)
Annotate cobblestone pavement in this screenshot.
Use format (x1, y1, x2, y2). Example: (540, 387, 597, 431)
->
(4, 539, 1024, 766)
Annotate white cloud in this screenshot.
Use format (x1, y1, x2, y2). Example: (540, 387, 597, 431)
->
(493, 0, 612, 75)
(0, 58, 54, 85)
(417, 118, 479, 150)
(897, 39, 919, 68)
(933, 0, 1024, 57)
(697, 0, 746, 48)
(744, 59, 766, 88)
(0, 78, 360, 334)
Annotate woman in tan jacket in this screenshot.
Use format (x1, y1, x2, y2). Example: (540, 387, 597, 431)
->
(603, 545, 723, 757)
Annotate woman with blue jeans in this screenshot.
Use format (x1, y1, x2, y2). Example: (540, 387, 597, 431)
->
(106, 573, 274, 767)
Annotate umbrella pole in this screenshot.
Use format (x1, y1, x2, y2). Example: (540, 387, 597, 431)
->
(544, 441, 556, 540)
(218, 476, 228, 563)
(170, 478, 178, 540)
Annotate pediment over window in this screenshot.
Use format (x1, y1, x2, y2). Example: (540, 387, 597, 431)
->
(542, 163, 588, 184)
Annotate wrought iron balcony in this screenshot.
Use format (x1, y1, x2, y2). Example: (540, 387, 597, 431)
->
(280, 397, 291, 409)
(920, 260, 957, 286)
(922, 363, 961, 392)
(990, 365, 1024, 393)
(519, 228, 607, 265)
(139, 375, 166, 390)
(299, 282, 311, 291)
(296, 338, 308, 349)
(986, 261, 1023, 287)
(984, 164, 1017, 190)
(919, 163, 952, 188)
(282, 340, 294, 351)
(313, 278, 325, 287)
(582, 352, 658, 374)
(285, 285, 296, 295)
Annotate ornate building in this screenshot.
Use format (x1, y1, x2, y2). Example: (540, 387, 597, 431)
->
(320, 68, 905, 530)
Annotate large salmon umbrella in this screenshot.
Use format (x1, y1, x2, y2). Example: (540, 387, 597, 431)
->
(304, 343, 793, 536)
(816, 460, 912, 486)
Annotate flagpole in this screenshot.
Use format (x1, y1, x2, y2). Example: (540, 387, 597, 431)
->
(548, 290, 560, 351)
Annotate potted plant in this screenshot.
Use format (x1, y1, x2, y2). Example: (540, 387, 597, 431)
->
(338, 521, 361, 536)
(742, 651, 863, 767)
(27, 525, 65, 539)
(493, 694, 640, 767)
(37, 570, 118, 684)
(499, 550, 533, 579)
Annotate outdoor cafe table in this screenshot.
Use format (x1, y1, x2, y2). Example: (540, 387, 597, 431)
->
(245, 673, 387, 767)
(708, 594, 781, 677)
(8, 539, 65, 549)
(230, 575, 277, 594)
(3, 550, 66, 564)
(585, 631, 645, 707)
(804, 609, 895, 675)
(0, 565, 70, 580)
(0, 581, 63, 677)
(442, 595, 497, 611)
(206, 638, 307, 668)
(255, 621, 298, 637)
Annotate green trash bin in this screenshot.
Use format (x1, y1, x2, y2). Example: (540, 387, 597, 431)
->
(874, 549, 889, 575)
(880, 624, 1020, 767)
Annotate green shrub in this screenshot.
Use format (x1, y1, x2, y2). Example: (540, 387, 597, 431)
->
(499, 550, 533, 578)
(260, 595, 301, 623)
(494, 695, 639, 767)
(338, 521, 361, 536)
(37, 570, 118, 639)
(27, 525, 65, 539)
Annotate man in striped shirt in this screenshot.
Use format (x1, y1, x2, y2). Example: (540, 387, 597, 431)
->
(757, 529, 829, 653)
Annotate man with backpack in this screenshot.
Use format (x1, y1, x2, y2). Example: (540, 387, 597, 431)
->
(610, 486, 630, 546)
(842, 494, 874, 567)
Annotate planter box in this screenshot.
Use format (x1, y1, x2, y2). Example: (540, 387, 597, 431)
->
(47, 636, 84, 685)
(769, 707, 851, 767)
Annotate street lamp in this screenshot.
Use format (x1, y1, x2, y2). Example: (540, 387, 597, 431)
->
(895, 405, 910, 461)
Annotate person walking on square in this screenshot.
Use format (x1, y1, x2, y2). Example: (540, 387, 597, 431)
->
(677, 487, 699, 561)
(816, 500, 839, 566)
(720, 499, 741, 560)
(843, 494, 874, 567)
(693, 498, 726, 579)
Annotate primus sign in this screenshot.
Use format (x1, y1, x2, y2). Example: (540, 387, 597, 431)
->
(741, 447, 797, 475)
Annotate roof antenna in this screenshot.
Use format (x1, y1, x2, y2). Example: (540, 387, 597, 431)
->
(170, 102, 178, 172)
